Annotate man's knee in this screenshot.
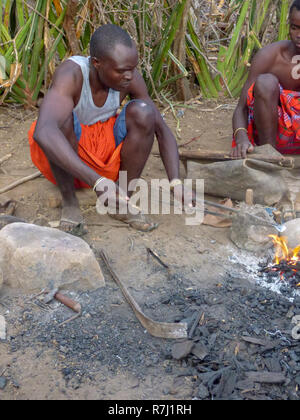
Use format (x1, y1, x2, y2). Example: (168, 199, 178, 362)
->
(126, 100, 156, 132)
(254, 73, 279, 98)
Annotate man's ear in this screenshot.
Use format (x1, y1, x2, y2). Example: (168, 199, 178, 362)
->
(91, 57, 100, 68)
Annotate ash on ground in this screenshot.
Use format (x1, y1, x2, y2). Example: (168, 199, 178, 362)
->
(2, 253, 300, 400)
(226, 245, 300, 302)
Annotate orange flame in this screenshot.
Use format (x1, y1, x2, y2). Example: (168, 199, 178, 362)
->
(269, 235, 300, 265)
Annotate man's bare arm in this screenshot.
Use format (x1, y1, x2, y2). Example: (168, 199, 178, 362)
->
(231, 44, 277, 158)
(34, 62, 100, 187)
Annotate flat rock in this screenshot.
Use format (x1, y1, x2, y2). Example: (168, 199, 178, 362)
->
(0, 223, 105, 292)
(230, 205, 277, 253)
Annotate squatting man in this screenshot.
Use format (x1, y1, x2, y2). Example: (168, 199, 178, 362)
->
(28, 24, 197, 235)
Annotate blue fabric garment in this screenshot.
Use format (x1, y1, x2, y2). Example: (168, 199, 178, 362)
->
(113, 100, 143, 147)
(73, 112, 82, 141)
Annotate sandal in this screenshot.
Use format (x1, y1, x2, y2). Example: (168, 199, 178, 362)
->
(96, 196, 158, 232)
(108, 212, 159, 232)
(59, 218, 88, 237)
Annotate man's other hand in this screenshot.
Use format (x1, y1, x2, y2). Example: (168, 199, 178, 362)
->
(231, 134, 254, 159)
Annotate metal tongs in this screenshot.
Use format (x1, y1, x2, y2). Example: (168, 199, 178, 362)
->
(202, 199, 286, 233)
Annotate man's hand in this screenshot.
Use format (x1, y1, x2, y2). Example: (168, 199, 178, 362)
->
(172, 183, 196, 211)
(231, 132, 254, 159)
(95, 180, 129, 207)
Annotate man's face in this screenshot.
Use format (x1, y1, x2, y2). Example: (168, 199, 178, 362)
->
(92, 43, 138, 91)
(290, 8, 300, 49)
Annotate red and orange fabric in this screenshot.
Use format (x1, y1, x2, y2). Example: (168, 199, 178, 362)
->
(28, 116, 123, 189)
(232, 83, 300, 155)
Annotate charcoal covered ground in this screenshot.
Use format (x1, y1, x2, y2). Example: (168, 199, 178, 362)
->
(0, 100, 300, 401)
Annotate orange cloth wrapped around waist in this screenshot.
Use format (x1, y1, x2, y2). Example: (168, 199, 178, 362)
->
(28, 116, 122, 189)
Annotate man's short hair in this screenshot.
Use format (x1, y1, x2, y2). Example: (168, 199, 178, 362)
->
(290, 0, 300, 15)
(90, 24, 133, 59)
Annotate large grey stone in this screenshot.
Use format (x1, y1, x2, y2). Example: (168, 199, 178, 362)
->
(230, 205, 277, 253)
(282, 218, 300, 249)
(0, 223, 105, 292)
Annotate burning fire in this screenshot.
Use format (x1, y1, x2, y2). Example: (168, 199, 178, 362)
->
(269, 235, 300, 265)
(268, 235, 300, 287)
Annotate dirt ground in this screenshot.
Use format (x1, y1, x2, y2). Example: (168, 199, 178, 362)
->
(1, 98, 294, 401)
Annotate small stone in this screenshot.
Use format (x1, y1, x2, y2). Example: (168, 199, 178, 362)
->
(172, 340, 194, 360)
(0, 376, 7, 390)
(295, 375, 300, 386)
(286, 307, 295, 319)
(127, 375, 139, 389)
(198, 383, 209, 399)
(191, 342, 209, 361)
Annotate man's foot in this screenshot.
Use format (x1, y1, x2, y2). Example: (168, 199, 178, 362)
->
(59, 203, 87, 236)
(96, 196, 158, 232)
(109, 212, 158, 232)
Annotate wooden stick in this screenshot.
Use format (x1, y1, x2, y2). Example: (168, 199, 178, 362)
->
(0, 171, 41, 195)
(153, 149, 294, 167)
(146, 247, 169, 269)
(245, 189, 254, 206)
(176, 149, 294, 167)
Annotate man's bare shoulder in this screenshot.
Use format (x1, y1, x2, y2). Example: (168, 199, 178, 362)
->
(254, 41, 291, 62)
(50, 59, 83, 98)
(37, 59, 84, 121)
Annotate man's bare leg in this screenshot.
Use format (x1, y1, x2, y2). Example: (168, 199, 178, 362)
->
(48, 114, 84, 233)
(108, 100, 157, 231)
(253, 73, 280, 147)
(46, 102, 157, 232)
(120, 101, 155, 188)
(254, 74, 295, 220)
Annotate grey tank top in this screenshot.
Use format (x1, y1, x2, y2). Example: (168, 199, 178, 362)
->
(68, 56, 120, 126)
